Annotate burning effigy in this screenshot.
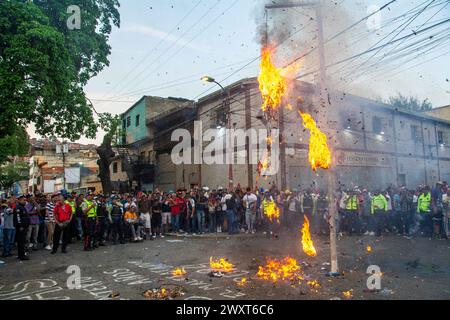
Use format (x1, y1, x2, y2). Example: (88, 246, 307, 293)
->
(264, 200, 281, 224)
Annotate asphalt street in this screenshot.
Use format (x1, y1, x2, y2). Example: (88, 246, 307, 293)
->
(0, 232, 449, 300)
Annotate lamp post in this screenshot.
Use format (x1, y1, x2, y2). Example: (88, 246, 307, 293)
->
(201, 76, 233, 191)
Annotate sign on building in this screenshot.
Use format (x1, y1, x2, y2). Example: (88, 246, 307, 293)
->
(335, 151, 393, 168)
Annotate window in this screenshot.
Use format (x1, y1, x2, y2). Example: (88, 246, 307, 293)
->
(411, 125, 423, 143)
(122, 119, 126, 130)
(113, 162, 118, 174)
(126, 116, 131, 128)
(135, 114, 140, 127)
(121, 162, 125, 172)
(372, 117, 383, 134)
(438, 131, 447, 145)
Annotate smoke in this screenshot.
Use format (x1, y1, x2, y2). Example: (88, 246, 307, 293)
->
(253, 0, 380, 97)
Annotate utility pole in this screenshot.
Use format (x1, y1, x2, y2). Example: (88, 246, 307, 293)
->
(265, 0, 339, 275)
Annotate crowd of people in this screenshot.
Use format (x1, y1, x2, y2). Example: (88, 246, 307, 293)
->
(1, 181, 449, 261)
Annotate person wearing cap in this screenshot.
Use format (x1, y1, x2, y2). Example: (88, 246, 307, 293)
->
(110, 196, 125, 245)
(51, 195, 73, 254)
(345, 190, 360, 236)
(371, 190, 388, 237)
(82, 193, 97, 251)
(95, 195, 110, 246)
(13, 195, 30, 261)
(417, 186, 432, 238)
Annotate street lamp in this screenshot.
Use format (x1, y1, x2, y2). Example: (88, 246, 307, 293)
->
(200, 76, 233, 190)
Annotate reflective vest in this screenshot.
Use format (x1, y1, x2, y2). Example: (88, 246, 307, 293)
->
(371, 195, 387, 214)
(417, 193, 431, 213)
(346, 196, 358, 211)
(65, 201, 76, 215)
(84, 200, 97, 218)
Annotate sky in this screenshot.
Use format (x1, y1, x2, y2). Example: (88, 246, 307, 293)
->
(31, 0, 450, 145)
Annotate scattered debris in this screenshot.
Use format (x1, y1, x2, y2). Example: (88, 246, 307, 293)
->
(108, 292, 120, 299)
(143, 286, 185, 300)
(343, 290, 354, 299)
(209, 271, 224, 278)
(379, 288, 395, 296)
(172, 267, 187, 277)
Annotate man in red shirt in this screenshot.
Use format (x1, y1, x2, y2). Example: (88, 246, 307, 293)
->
(51, 195, 73, 254)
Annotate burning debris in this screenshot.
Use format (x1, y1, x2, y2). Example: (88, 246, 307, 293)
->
(366, 245, 373, 253)
(298, 111, 331, 172)
(237, 278, 248, 287)
(209, 257, 235, 273)
(342, 290, 354, 299)
(172, 267, 187, 277)
(264, 200, 281, 224)
(307, 280, 321, 289)
(143, 287, 185, 300)
(257, 257, 304, 283)
(301, 215, 317, 257)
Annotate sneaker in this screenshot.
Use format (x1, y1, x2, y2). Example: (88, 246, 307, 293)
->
(28, 244, 34, 248)
(45, 245, 52, 251)
(364, 231, 370, 236)
(160, 235, 165, 238)
(369, 232, 375, 236)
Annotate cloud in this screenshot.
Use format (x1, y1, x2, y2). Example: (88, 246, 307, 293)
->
(125, 24, 210, 53)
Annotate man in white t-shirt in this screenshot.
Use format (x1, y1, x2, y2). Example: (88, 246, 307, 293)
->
(243, 187, 257, 234)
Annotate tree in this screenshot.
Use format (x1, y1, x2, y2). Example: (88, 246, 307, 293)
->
(96, 114, 120, 195)
(0, 0, 120, 162)
(0, 161, 30, 192)
(386, 93, 433, 112)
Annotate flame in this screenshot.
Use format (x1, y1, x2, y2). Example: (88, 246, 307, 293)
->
(366, 245, 372, 253)
(343, 290, 353, 299)
(307, 280, 321, 289)
(258, 47, 300, 119)
(258, 47, 287, 117)
(237, 278, 247, 286)
(264, 200, 280, 224)
(210, 257, 235, 273)
(298, 111, 331, 171)
(172, 267, 187, 277)
(301, 215, 317, 257)
(257, 257, 303, 283)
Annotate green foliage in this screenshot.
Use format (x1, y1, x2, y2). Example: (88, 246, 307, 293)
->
(387, 93, 433, 112)
(0, 0, 120, 162)
(0, 161, 30, 191)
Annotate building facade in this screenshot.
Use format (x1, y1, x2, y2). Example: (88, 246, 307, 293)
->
(118, 78, 450, 192)
(28, 139, 101, 194)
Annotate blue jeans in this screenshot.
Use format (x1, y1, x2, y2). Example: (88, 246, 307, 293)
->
(197, 210, 205, 233)
(171, 215, 180, 233)
(227, 209, 236, 234)
(209, 214, 217, 233)
(2, 228, 15, 256)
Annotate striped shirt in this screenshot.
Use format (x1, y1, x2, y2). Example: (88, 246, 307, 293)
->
(45, 202, 56, 223)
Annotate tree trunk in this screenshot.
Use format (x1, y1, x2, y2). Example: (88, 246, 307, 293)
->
(96, 136, 115, 195)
